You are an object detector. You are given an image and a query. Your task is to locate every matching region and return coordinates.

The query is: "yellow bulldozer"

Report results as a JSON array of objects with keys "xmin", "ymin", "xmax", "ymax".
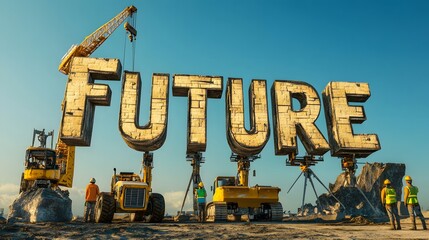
[
  {"xmin": 206, "ymin": 154, "xmax": 283, "ymax": 222},
  {"xmin": 19, "ymin": 129, "xmax": 75, "ymax": 193},
  {"xmin": 95, "ymin": 152, "xmax": 165, "ymax": 223}
]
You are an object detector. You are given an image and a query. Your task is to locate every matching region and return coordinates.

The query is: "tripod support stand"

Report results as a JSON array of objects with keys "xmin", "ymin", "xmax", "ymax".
[
  {"xmin": 179, "ymin": 152, "xmax": 205, "ymax": 214},
  {"xmin": 286, "ymin": 154, "xmax": 345, "ymax": 215}
]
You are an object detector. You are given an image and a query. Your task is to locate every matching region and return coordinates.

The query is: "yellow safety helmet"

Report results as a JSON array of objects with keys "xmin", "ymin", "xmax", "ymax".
[
  {"xmin": 198, "ymin": 182, "xmax": 204, "ymax": 188},
  {"xmin": 404, "ymin": 176, "xmax": 412, "ymax": 182},
  {"xmin": 383, "ymin": 179, "xmax": 391, "ymax": 185},
  {"xmin": 90, "ymin": 178, "xmax": 96, "ymax": 183}
]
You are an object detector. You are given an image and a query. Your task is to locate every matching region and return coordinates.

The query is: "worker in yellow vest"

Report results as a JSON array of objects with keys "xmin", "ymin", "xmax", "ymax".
[
  {"xmin": 380, "ymin": 179, "xmax": 401, "ymax": 230},
  {"xmin": 403, "ymin": 176, "xmax": 427, "ymax": 230}
]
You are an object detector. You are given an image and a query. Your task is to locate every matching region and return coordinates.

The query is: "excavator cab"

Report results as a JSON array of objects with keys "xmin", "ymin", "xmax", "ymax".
[
  {"xmin": 20, "ymin": 129, "xmax": 61, "ymax": 193},
  {"xmin": 25, "ymin": 147, "xmax": 57, "ymax": 170}
]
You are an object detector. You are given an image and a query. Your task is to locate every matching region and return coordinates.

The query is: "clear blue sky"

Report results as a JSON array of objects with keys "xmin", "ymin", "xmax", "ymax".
[{"xmin": 1, "ymin": 0, "xmax": 428, "ymax": 216}]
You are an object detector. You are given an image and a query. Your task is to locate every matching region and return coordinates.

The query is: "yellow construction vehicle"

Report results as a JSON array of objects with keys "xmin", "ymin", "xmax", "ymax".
[
  {"xmin": 58, "ymin": 5, "xmax": 137, "ymax": 74},
  {"xmin": 206, "ymin": 154, "xmax": 283, "ymax": 222},
  {"xmin": 19, "ymin": 129, "xmax": 75, "ymax": 193},
  {"xmin": 95, "ymin": 152, "xmax": 165, "ymax": 223}
]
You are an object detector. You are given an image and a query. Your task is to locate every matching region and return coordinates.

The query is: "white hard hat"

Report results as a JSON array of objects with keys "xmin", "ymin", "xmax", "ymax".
[{"xmin": 90, "ymin": 178, "xmax": 96, "ymax": 183}]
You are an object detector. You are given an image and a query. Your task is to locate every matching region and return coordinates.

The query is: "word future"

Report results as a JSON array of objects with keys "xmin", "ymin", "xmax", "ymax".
[{"xmin": 60, "ymin": 57, "xmax": 380, "ymax": 158}]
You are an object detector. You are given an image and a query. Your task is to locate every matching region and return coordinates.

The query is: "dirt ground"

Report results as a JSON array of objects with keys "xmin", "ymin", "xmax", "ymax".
[{"xmin": 1, "ymin": 218, "xmax": 428, "ymax": 240}]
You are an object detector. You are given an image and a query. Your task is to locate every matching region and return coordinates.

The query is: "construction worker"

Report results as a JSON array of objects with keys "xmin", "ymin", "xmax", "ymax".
[
  {"xmin": 196, "ymin": 181, "xmax": 207, "ymax": 222},
  {"xmin": 403, "ymin": 176, "xmax": 427, "ymax": 230},
  {"xmin": 84, "ymin": 177, "xmax": 99, "ymax": 222},
  {"xmin": 380, "ymin": 179, "xmax": 401, "ymax": 230}
]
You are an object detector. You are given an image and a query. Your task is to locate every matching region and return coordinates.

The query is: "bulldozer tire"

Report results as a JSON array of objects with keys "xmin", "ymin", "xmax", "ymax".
[
  {"xmin": 95, "ymin": 192, "xmax": 115, "ymax": 223},
  {"xmin": 146, "ymin": 193, "xmax": 165, "ymax": 223},
  {"xmin": 130, "ymin": 211, "xmax": 145, "ymax": 222}
]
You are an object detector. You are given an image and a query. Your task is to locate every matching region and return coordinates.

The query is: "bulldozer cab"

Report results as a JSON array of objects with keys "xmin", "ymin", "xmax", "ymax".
[
  {"xmin": 212, "ymin": 176, "xmax": 236, "ymax": 194},
  {"xmin": 25, "ymin": 147, "xmax": 57, "ymax": 170},
  {"xmin": 110, "ymin": 171, "xmax": 141, "ymax": 193}
]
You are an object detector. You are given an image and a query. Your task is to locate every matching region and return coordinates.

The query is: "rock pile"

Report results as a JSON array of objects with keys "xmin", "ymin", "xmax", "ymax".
[
  {"xmin": 318, "ymin": 162, "xmax": 405, "ymax": 217},
  {"xmin": 7, "ymin": 187, "xmax": 72, "ymax": 223}
]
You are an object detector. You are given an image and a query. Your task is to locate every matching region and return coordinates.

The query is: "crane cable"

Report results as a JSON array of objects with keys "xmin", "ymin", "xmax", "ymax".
[
  {"xmin": 122, "ymin": 13, "xmax": 138, "ymax": 71},
  {"xmin": 131, "ymin": 13, "xmax": 137, "ymax": 71},
  {"xmin": 122, "ymin": 27, "xmax": 127, "ymax": 71}
]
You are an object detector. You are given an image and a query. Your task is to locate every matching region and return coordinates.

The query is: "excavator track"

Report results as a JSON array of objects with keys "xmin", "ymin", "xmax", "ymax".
[
  {"xmin": 205, "ymin": 202, "xmax": 227, "ymax": 222},
  {"xmin": 269, "ymin": 202, "xmax": 283, "ymax": 221}
]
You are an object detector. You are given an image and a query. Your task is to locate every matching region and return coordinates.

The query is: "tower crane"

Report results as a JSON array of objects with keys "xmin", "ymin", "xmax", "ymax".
[{"xmin": 58, "ymin": 5, "xmax": 137, "ymax": 74}]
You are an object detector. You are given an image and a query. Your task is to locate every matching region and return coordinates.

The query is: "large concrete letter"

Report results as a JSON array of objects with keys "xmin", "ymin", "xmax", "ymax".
[
  {"xmin": 173, "ymin": 75, "xmax": 223, "ymax": 153},
  {"xmin": 226, "ymin": 78, "xmax": 270, "ymax": 156},
  {"xmin": 119, "ymin": 72, "xmax": 169, "ymax": 151},
  {"xmin": 322, "ymin": 82, "xmax": 380, "ymax": 157},
  {"xmin": 271, "ymin": 80, "xmax": 330, "ymax": 156},
  {"xmin": 60, "ymin": 57, "xmax": 121, "ymax": 146}
]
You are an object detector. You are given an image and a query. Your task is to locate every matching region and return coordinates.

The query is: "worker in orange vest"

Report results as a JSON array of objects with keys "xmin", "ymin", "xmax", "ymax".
[
  {"xmin": 380, "ymin": 179, "xmax": 401, "ymax": 230},
  {"xmin": 403, "ymin": 176, "xmax": 427, "ymax": 230},
  {"xmin": 84, "ymin": 177, "xmax": 100, "ymax": 222}
]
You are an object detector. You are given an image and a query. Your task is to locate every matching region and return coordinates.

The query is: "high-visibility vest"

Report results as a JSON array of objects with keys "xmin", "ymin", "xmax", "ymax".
[
  {"xmin": 385, "ymin": 187, "xmax": 397, "ymax": 204},
  {"xmin": 196, "ymin": 188, "xmax": 206, "ymax": 203},
  {"xmin": 406, "ymin": 186, "xmax": 419, "ymax": 204}
]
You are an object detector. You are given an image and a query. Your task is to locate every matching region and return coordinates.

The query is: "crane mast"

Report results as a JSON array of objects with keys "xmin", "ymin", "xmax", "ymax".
[{"xmin": 58, "ymin": 5, "xmax": 137, "ymax": 74}]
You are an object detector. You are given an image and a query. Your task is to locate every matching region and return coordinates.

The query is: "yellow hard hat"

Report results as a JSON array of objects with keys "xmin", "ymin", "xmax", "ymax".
[
  {"xmin": 198, "ymin": 182, "xmax": 204, "ymax": 188},
  {"xmin": 90, "ymin": 178, "xmax": 96, "ymax": 183},
  {"xmin": 405, "ymin": 176, "xmax": 412, "ymax": 181},
  {"xmin": 383, "ymin": 179, "xmax": 391, "ymax": 185}
]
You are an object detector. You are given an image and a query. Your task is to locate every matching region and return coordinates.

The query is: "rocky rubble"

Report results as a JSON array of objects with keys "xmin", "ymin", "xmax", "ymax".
[
  {"xmin": 7, "ymin": 187, "xmax": 72, "ymax": 223},
  {"xmin": 317, "ymin": 162, "xmax": 405, "ymax": 217}
]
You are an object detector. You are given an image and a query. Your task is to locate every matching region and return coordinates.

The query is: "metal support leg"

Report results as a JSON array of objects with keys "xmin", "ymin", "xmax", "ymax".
[
  {"xmin": 287, "ymin": 171, "xmax": 303, "ymax": 194},
  {"xmin": 310, "ymin": 169, "xmax": 346, "ymax": 209},
  {"xmin": 355, "ymin": 184, "xmax": 378, "ymax": 214},
  {"xmin": 307, "ymin": 174, "xmax": 321, "ymax": 213},
  {"xmin": 301, "ymin": 173, "xmax": 308, "ymax": 214},
  {"xmin": 180, "ymin": 172, "xmax": 194, "ymax": 214}
]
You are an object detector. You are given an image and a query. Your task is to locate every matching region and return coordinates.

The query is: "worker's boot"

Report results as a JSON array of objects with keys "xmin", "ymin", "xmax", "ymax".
[
  {"xmin": 411, "ymin": 218, "xmax": 417, "ymax": 230},
  {"xmin": 422, "ymin": 220, "xmax": 427, "ymax": 230}
]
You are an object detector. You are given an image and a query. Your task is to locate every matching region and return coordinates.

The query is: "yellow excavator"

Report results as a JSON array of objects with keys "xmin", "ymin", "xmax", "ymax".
[
  {"xmin": 206, "ymin": 154, "xmax": 283, "ymax": 222},
  {"xmin": 95, "ymin": 152, "xmax": 165, "ymax": 223},
  {"xmin": 19, "ymin": 129, "xmax": 75, "ymax": 193}
]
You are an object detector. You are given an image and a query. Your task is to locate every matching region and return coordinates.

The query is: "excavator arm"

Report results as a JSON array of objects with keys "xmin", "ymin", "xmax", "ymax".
[
  {"xmin": 55, "ymin": 138, "xmax": 75, "ymax": 188},
  {"xmin": 58, "ymin": 5, "xmax": 137, "ymax": 74}
]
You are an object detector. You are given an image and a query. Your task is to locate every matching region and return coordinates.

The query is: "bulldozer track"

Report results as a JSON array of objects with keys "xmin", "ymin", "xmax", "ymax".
[
  {"xmin": 269, "ymin": 202, "xmax": 283, "ymax": 221},
  {"xmin": 206, "ymin": 202, "xmax": 227, "ymax": 222}
]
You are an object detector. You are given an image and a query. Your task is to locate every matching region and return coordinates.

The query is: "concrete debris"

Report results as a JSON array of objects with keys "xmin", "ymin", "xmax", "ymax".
[
  {"xmin": 318, "ymin": 162, "xmax": 405, "ymax": 217},
  {"xmin": 0, "ymin": 208, "xmax": 5, "ymax": 224},
  {"xmin": 7, "ymin": 187, "xmax": 72, "ymax": 223},
  {"xmin": 348, "ymin": 216, "xmax": 374, "ymax": 224}
]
